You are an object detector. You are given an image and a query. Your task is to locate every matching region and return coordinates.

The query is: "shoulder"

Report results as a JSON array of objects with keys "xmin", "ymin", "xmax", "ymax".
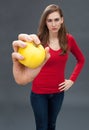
[
  {"xmin": 66, "ymin": 33, "xmax": 78, "ymax": 51},
  {"xmin": 66, "ymin": 33, "xmax": 75, "ymax": 41},
  {"xmin": 67, "ymin": 33, "xmax": 77, "ymax": 45}
]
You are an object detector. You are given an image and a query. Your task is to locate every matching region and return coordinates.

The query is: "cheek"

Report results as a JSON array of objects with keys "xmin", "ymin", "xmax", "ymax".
[
  {"xmin": 58, "ymin": 19, "xmax": 63, "ymax": 25},
  {"xmin": 57, "ymin": 23, "xmax": 62, "ymax": 29},
  {"xmin": 46, "ymin": 23, "xmax": 51, "ymax": 29},
  {"xmin": 58, "ymin": 21, "xmax": 63, "ymax": 28}
]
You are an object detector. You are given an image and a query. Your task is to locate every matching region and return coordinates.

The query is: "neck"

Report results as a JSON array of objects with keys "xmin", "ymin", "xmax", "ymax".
[
  {"xmin": 49, "ymin": 32, "xmax": 58, "ymax": 40},
  {"xmin": 48, "ymin": 33, "xmax": 60, "ymax": 50},
  {"xmin": 49, "ymin": 33, "xmax": 59, "ymax": 44}
]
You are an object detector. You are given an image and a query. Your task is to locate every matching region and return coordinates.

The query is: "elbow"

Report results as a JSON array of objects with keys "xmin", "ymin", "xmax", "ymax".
[
  {"xmin": 82, "ymin": 56, "xmax": 85, "ymax": 66},
  {"xmin": 83, "ymin": 56, "xmax": 85, "ymax": 64},
  {"xmin": 79, "ymin": 56, "xmax": 85, "ymax": 66}
]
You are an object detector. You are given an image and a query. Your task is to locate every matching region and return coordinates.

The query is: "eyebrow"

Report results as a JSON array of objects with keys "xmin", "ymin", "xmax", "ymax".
[{"xmin": 47, "ymin": 18, "xmax": 60, "ymax": 21}]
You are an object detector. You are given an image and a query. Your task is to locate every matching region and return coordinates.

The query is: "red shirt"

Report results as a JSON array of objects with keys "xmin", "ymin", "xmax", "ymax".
[{"xmin": 32, "ymin": 34, "xmax": 85, "ymax": 94}]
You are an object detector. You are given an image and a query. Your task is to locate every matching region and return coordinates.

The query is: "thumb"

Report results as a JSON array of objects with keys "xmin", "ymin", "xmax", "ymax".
[
  {"xmin": 38, "ymin": 47, "xmax": 50, "ymax": 68},
  {"xmin": 45, "ymin": 47, "xmax": 50, "ymax": 60}
]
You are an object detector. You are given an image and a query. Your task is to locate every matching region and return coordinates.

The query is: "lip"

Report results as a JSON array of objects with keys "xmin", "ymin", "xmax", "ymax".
[{"xmin": 52, "ymin": 28, "xmax": 57, "ymax": 30}]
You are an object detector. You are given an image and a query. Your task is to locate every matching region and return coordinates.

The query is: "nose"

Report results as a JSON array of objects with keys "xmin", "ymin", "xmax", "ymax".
[{"xmin": 52, "ymin": 21, "xmax": 56, "ymax": 26}]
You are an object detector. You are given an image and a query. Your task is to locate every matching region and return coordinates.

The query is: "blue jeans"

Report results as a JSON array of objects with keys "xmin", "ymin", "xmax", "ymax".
[{"xmin": 30, "ymin": 91, "xmax": 64, "ymax": 130}]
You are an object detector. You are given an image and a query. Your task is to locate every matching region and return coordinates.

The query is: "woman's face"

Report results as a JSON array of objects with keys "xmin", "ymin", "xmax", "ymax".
[{"xmin": 46, "ymin": 11, "xmax": 63, "ymax": 34}]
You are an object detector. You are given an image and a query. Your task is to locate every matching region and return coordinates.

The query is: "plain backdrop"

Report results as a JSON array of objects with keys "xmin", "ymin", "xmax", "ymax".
[{"xmin": 0, "ymin": 0, "xmax": 89, "ymax": 130}]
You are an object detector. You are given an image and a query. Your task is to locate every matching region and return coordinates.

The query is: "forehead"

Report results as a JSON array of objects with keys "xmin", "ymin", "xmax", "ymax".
[{"xmin": 47, "ymin": 11, "xmax": 61, "ymax": 19}]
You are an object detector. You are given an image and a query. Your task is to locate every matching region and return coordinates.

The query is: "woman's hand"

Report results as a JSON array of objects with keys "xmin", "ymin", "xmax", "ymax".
[
  {"xmin": 58, "ymin": 79, "xmax": 74, "ymax": 92},
  {"xmin": 12, "ymin": 34, "xmax": 50, "ymax": 85},
  {"xmin": 12, "ymin": 34, "xmax": 41, "ymax": 60}
]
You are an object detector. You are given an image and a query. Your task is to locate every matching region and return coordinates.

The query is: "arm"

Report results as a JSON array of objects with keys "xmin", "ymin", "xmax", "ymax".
[
  {"xmin": 12, "ymin": 34, "xmax": 50, "ymax": 85},
  {"xmin": 59, "ymin": 34, "xmax": 85, "ymax": 91},
  {"xmin": 69, "ymin": 34, "xmax": 85, "ymax": 82}
]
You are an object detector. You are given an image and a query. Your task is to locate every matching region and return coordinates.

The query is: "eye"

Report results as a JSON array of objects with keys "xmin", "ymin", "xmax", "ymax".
[
  {"xmin": 55, "ymin": 18, "xmax": 60, "ymax": 22},
  {"xmin": 47, "ymin": 19, "xmax": 52, "ymax": 22}
]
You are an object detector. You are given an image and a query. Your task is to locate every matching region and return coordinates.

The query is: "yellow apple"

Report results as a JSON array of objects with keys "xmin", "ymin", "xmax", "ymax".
[{"xmin": 18, "ymin": 41, "xmax": 46, "ymax": 68}]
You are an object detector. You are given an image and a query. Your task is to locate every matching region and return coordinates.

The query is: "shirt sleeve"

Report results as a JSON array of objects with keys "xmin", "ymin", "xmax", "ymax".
[{"xmin": 68, "ymin": 34, "xmax": 85, "ymax": 82}]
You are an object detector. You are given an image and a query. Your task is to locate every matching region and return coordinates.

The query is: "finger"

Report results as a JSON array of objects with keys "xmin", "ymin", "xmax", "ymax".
[
  {"xmin": 29, "ymin": 34, "xmax": 41, "ymax": 44},
  {"xmin": 58, "ymin": 84, "xmax": 66, "ymax": 92},
  {"xmin": 12, "ymin": 40, "xmax": 27, "ymax": 52},
  {"xmin": 60, "ymin": 88, "xmax": 65, "ymax": 92},
  {"xmin": 45, "ymin": 47, "xmax": 50, "ymax": 60},
  {"xmin": 12, "ymin": 52, "xmax": 24, "ymax": 61},
  {"xmin": 59, "ymin": 82, "xmax": 65, "ymax": 86},
  {"xmin": 18, "ymin": 34, "xmax": 33, "ymax": 42},
  {"xmin": 58, "ymin": 84, "xmax": 65, "ymax": 91},
  {"xmin": 39, "ymin": 47, "xmax": 50, "ymax": 67},
  {"xmin": 18, "ymin": 34, "xmax": 41, "ymax": 44},
  {"xmin": 59, "ymin": 85, "xmax": 65, "ymax": 89},
  {"xmin": 59, "ymin": 87, "xmax": 65, "ymax": 92},
  {"xmin": 45, "ymin": 47, "xmax": 49, "ymax": 53}
]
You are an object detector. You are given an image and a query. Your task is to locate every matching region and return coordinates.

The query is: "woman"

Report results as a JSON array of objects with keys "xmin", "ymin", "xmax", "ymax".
[{"xmin": 12, "ymin": 4, "xmax": 85, "ymax": 130}]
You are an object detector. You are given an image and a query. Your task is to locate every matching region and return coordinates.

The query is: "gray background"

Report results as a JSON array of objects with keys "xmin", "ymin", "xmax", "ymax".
[{"xmin": 0, "ymin": 0, "xmax": 89, "ymax": 130}]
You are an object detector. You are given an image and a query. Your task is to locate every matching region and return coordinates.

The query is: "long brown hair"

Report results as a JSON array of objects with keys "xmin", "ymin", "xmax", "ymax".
[{"xmin": 37, "ymin": 4, "xmax": 68, "ymax": 54}]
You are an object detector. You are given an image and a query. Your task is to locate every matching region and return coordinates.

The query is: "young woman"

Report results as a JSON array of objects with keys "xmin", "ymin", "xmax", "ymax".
[{"xmin": 12, "ymin": 4, "xmax": 85, "ymax": 130}]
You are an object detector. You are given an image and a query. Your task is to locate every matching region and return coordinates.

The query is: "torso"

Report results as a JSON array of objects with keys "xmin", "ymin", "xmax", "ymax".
[{"xmin": 31, "ymin": 33, "xmax": 85, "ymax": 94}]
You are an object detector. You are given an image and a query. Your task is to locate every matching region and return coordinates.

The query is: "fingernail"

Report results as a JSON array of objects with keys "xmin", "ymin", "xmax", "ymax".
[
  {"xmin": 35, "ymin": 39, "xmax": 41, "ymax": 44},
  {"xmin": 26, "ymin": 37, "xmax": 33, "ymax": 41},
  {"xmin": 20, "ymin": 55, "xmax": 24, "ymax": 59},
  {"xmin": 22, "ymin": 43, "xmax": 27, "ymax": 47}
]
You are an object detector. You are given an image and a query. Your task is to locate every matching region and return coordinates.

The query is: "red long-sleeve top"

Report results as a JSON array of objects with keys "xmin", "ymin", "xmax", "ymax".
[{"xmin": 32, "ymin": 34, "xmax": 85, "ymax": 94}]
